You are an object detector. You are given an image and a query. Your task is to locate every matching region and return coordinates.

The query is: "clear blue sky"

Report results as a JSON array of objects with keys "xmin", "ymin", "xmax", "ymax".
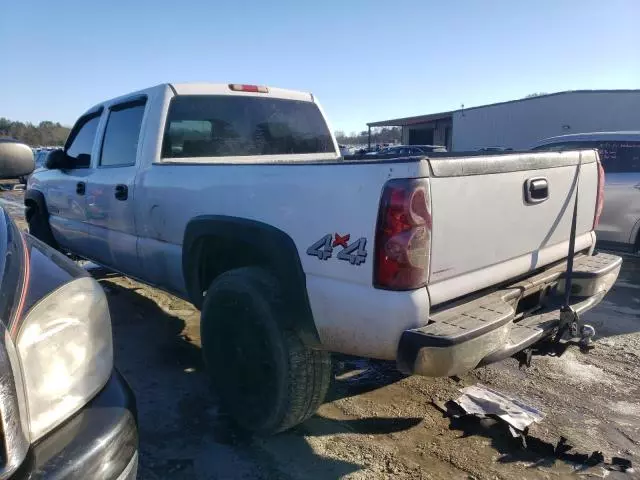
[{"xmin": 1, "ymin": 0, "xmax": 638, "ymax": 134}]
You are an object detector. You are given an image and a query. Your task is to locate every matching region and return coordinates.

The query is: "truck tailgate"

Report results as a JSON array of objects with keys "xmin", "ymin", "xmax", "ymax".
[{"xmin": 426, "ymin": 150, "xmax": 599, "ymax": 305}]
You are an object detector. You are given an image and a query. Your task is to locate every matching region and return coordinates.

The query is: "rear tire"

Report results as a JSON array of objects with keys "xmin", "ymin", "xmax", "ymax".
[
  {"xmin": 200, "ymin": 266, "xmax": 331, "ymax": 435},
  {"xmin": 26, "ymin": 203, "xmax": 58, "ymax": 249}
]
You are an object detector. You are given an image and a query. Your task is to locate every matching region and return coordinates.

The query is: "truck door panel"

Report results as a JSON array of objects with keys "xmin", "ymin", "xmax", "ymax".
[
  {"xmin": 47, "ymin": 112, "xmax": 102, "ymax": 254},
  {"xmin": 85, "ymin": 99, "xmax": 146, "ymax": 278}
]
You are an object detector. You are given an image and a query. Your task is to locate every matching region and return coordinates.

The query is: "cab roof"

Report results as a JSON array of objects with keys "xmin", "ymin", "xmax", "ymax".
[
  {"xmin": 82, "ymin": 83, "xmax": 315, "ymax": 118},
  {"xmin": 170, "ymin": 83, "xmax": 314, "ymax": 102}
]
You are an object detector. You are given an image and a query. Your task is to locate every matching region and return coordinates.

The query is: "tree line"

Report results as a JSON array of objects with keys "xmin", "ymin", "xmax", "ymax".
[
  {"xmin": 0, "ymin": 118, "xmax": 70, "ymax": 147},
  {"xmin": 334, "ymin": 126, "xmax": 402, "ymax": 146}
]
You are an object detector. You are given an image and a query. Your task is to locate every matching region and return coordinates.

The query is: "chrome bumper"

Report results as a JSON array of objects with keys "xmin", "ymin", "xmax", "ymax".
[{"xmin": 397, "ymin": 252, "xmax": 622, "ymax": 377}]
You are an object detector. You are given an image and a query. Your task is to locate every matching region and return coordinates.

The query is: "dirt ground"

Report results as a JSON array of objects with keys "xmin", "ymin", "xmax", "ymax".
[{"xmin": 2, "ymin": 188, "xmax": 639, "ymax": 479}]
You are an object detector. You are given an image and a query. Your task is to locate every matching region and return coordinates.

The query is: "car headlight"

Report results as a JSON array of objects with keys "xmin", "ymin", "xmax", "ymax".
[{"xmin": 15, "ymin": 277, "xmax": 113, "ymax": 441}]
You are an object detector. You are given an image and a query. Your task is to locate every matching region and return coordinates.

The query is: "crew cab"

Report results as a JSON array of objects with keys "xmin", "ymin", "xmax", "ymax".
[
  {"xmin": 26, "ymin": 83, "xmax": 621, "ymax": 435},
  {"xmin": 0, "ymin": 141, "xmax": 137, "ymax": 479}
]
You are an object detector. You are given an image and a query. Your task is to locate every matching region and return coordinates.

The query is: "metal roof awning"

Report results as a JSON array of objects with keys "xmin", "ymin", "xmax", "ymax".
[
  {"xmin": 367, "ymin": 111, "xmax": 454, "ymax": 128},
  {"xmin": 367, "ymin": 89, "xmax": 640, "ymax": 129}
]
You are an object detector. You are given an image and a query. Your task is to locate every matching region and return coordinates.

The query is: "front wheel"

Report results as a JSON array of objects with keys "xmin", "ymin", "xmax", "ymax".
[
  {"xmin": 26, "ymin": 204, "xmax": 58, "ymax": 249},
  {"xmin": 200, "ymin": 266, "xmax": 331, "ymax": 435}
]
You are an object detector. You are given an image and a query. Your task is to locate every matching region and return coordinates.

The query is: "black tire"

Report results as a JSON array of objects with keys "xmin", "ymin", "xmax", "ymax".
[
  {"xmin": 201, "ymin": 266, "xmax": 331, "ymax": 435},
  {"xmin": 26, "ymin": 203, "xmax": 58, "ymax": 249}
]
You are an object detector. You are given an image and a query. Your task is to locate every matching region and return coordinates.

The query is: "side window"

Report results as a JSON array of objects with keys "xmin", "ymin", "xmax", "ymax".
[
  {"xmin": 65, "ymin": 112, "xmax": 102, "ymax": 168},
  {"xmin": 100, "ymin": 100, "xmax": 146, "ymax": 167}
]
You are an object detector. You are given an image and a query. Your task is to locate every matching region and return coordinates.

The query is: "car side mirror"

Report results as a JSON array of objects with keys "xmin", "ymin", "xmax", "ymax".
[
  {"xmin": 46, "ymin": 150, "xmax": 91, "ymax": 170},
  {"xmin": 0, "ymin": 140, "xmax": 35, "ymax": 180},
  {"xmin": 45, "ymin": 149, "xmax": 69, "ymax": 170}
]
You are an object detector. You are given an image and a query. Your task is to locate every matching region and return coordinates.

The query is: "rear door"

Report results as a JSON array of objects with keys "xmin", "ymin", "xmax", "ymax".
[
  {"xmin": 84, "ymin": 97, "xmax": 146, "ymax": 277},
  {"xmin": 45, "ymin": 110, "xmax": 102, "ymax": 254}
]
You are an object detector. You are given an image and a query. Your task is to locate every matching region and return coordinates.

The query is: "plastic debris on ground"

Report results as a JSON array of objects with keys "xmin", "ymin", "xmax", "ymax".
[{"xmin": 454, "ymin": 383, "xmax": 544, "ymax": 432}]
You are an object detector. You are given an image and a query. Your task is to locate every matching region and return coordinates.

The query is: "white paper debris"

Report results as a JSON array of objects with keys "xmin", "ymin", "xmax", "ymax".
[{"xmin": 455, "ymin": 383, "xmax": 544, "ymax": 431}]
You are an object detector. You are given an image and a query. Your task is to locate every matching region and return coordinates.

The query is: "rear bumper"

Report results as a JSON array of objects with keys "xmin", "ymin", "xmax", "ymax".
[{"xmin": 397, "ymin": 252, "xmax": 622, "ymax": 377}]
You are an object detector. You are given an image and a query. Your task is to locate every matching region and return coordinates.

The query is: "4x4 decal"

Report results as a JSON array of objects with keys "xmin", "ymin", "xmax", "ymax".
[{"xmin": 307, "ymin": 233, "xmax": 367, "ymax": 265}]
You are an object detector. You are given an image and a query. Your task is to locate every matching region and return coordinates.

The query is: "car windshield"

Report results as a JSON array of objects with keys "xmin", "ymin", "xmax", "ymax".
[{"xmin": 162, "ymin": 95, "xmax": 335, "ymax": 158}]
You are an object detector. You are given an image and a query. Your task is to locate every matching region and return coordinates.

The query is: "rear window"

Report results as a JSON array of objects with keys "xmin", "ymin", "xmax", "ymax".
[
  {"xmin": 162, "ymin": 95, "xmax": 335, "ymax": 158},
  {"xmin": 535, "ymin": 140, "xmax": 640, "ymax": 173}
]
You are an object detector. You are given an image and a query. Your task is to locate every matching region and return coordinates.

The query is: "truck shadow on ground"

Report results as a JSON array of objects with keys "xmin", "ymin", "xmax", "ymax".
[
  {"xmin": 97, "ymin": 276, "xmax": 422, "ymax": 479},
  {"xmin": 329, "ymin": 355, "xmax": 406, "ymax": 401}
]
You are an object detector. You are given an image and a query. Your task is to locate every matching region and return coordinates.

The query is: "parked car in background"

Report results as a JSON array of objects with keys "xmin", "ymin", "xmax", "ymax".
[
  {"xmin": 19, "ymin": 149, "xmax": 50, "ymax": 184},
  {"xmin": 339, "ymin": 144, "xmax": 351, "ymax": 156},
  {"xmin": 27, "ymin": 82, "xmax": 620, "ymax": 437},
  {"xmin": 0, "ymin": 140, "xmax": 138, "ymax": 479},
  {"xmin": 533, "ymin": 132, "xmax": 640, "ymax": 252},
  {"xmin": 365, "ymin": 144, "xmax": 446, "ymax": 156}
]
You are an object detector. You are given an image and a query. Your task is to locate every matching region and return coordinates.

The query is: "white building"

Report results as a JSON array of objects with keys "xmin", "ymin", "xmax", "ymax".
[{"xmin": 367, "ymin": 90, "xmax": 640, "ymax": 151}]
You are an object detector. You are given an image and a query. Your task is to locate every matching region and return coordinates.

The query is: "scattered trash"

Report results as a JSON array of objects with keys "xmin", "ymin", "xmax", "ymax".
[
  {"xmin": 454, "ymin": 384, "xmax": 544, "ymax": 432},
  {"xmin": 555, "ymin": 436, "xmax": 572, "ymax": 456},
  {"xmin": 608, "ymin": 457, "xmax": 633, "ymax": 473},
  {"xmin": 434, "ymin": 384, "xmax": 633, "ymax": 472},
  {"xmin": 585, "ymin": 451, "xmax": 605, "ymax": 466},
  {"xmin": 431, "ymin": 398, "xmax": 466, "ymax": 419}
]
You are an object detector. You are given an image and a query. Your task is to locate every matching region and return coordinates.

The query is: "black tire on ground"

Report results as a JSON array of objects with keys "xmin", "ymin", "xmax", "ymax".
[
  {"xmin": 26, "ymin": 203, "xmax": 58, "ymax": 249},
  {"xmin": 200, "ymin": 266, "xmax": 331, "ymax": 435}
]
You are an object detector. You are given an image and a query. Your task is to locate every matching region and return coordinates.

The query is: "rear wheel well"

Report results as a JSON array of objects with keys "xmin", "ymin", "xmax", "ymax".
[
  {"xmin": 182, "ymin": 216, "xmax": 320, "ymax": 346},
  {"xmin": 195, "ymin": 235, "xmax": 268, "ymax": 302}
]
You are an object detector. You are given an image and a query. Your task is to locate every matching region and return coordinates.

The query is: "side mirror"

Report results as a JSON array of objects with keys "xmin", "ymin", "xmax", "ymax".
[
  {"xmin": 0, "ymin": 140, "xmax": 35, "ymax": 180},
  {"xmin": 45, "ymin": 149, "xmax": 68, "ymax": 170},
  {"xmin": 45, "ymin": 150, "xmax": 90, "ymax": 170}
]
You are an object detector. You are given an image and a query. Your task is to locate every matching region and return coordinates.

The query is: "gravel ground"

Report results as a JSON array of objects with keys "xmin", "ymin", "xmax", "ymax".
[{"xmin": 2, "ymin": 188, "xmax": 639, "ymax": 479}]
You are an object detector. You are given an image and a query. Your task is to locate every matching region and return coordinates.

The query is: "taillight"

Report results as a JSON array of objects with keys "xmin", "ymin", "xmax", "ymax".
[
  {"xmin": 229, "ymin": 84, "xmax": 269, "ymax": 93},
  {"xmin": 593, "ymin": 159, "xmax": 605, "ymax": 229},
  {"xmin": 374, "ymin": 178, "xmax": 432, "ymax": 290}
]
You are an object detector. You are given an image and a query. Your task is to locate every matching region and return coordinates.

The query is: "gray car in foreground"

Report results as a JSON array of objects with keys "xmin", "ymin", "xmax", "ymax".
[{"xmin": 533, "ymin": 132, "xmax": 640, "ymax": 252}]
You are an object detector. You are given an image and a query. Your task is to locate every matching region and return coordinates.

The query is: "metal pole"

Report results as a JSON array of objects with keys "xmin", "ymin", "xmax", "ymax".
[{"xmin": 368, "ymin": 126, "xmax": 371, "ymax": 151}]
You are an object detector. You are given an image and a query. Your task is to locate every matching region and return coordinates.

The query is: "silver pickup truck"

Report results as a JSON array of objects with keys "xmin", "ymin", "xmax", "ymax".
[{"xmin": 26, "ymin": 83, "xmax": 621, "ymax": 434}]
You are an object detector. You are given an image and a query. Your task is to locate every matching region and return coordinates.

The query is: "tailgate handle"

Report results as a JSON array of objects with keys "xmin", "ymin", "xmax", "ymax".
[{"xmin": 525, "ymin": 177, "xmax": 549, "ymax": 204}]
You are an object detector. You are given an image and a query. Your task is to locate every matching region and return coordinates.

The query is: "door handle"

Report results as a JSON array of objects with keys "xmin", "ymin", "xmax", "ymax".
[
  {"xmin": 76, "ymin": 182, "xmax": 86, "ymax": 195},
  {"xmin": 524, "ymin": 177, "xmax": 549, "ymax": 204},
  {"xmin": 115, "ymin": 184, "xmax": 128, "ymax": 201}
]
